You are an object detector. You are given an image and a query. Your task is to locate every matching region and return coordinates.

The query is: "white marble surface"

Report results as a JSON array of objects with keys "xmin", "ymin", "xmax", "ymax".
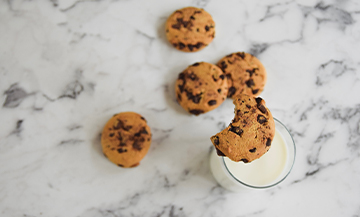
[{"xmin": 1, "ymin": 0, "xmax": 360, "ymax": 216}]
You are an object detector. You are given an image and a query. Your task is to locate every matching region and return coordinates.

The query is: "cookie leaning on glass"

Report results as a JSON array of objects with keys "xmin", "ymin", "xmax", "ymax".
[{"xmin": 210, "ymin": 94, "xmax": 275, "ymax": 163}]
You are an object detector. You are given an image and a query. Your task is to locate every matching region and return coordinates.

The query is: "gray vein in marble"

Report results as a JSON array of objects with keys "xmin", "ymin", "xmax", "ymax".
[
  {"xmin": 293, "ymin": 158, "xmax": 349, "ymax": 184},
  {"xmin": 192, "ymin": 0, "xmax": 210, "ymax": 8},
  {"xmin": 67, "ymin": 124, "xmax": 83, "ymax": 131},
  {"xmin": 60, "ymin": 0, "xmax": 101, "ymax": 12},
  {"xmin": 249, "ymin": 43, "xmax": 269, "ymax": 57},
  {"xmin": 237, "ymin": 208, "xmax": 266, "ymax": 217},
  {"xmin": 59, "ymin": 80, "xmax": 84, "ymax": 99},
  {"xmin": 316, "ymin": 60, "xmax": 356, "ymax": 86},
  {"xmin": 314, "ymin": 2, "xmax": 354, "ymax": 29},
  {"xmin": 3, "ymin": 83, "xmax": 29, "ymax": 108},
  {"xmin": 58, "ymin": 139, "xmax": 85, "ymax": 146},
  {"xmin": 217, "ymin": 121, "xmax": 226, "ymax": 131},
  {"xmin": 50, "ymin": 0, "xmax": 59, "ymax": 7},
  {"xmin": 10, "ymin": 120, "xmax": 23, "ymax": 137},
  {"xmin": 324, "ymin": 104, "xmax": 360, "ymax": 149},
  {"xmin": 307, "ymin": 130, "xmax": 334, "ymax": 165},
  {"xmin": 259, "ymin": 1, "xmax": 294, "ymax": 22}
]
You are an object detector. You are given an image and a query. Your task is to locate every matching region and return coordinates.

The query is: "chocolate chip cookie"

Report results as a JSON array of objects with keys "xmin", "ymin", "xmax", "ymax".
[
  {"xmin": 101, "ymin": 112, "xmax": 152, "ymax": 168},
  {"xmin": 217, "ymin": 52, "xmax": 267, "ymax": 98},
  {"xmin": 210, "ymin": 94, "xmax": 275, "ymax": 163},
  {"xmin": 175, "ymin": 62, "xmax": 228, "ymax": 115},
  {"xmin": 165, "ymin": 7, "xmax": 215, "ymax": 52}
]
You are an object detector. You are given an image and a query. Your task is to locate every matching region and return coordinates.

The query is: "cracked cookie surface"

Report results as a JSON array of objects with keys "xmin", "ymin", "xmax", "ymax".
[
  {"xmin": 101, "ymin": 112, "xmax": 151, "ymax": 168},
  {"xmin": 175, "ymin": 62, "xmax": 228, "ymax": 115},
  {"xmin": 165, "ymin": 7, "xmax": 215, "ymax": 52},
  {"xmin": 217, "ymin": 52, "xmax": 267, "ymax": 98},
  {"xmin": 210, "ymin": 94, "xmax": 275, "ymax": 163}
]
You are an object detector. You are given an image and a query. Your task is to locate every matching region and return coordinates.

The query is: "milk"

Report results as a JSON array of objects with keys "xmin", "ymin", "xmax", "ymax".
[
  {"xmin": 210, "ymin": 121, "xmax": 295, "ymax": 191},
  {"xmin": 223, "ymin": 129, "xmax": 288, "ymax": 186}
]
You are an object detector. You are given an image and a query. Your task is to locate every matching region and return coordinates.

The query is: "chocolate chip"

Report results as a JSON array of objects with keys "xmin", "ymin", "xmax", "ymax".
[
  {"xmin": 219, "ymin": 74, "xmax": 225, "ymax": 80},
  {"xmin": 192, "ymin": 94, "xmax": 202, "ymax": 104},
  {"xmin": 140, "ymin": 116, "xmax": 146, "ymax": 122},
  {"xmin": 179, "ymin": 42, "xmax": 185, "ymax": 49},
  {"xmin": 118, "ymin": 164, "xmax": 124, "ymax": 167},
  {"xmin": 208, "ymin": 100, "xmax": 217, "ymax": 106},
  {"xmin": 117, "ymin": 148, "xmax": 127, "ymax": 153},
  {"xmin": 226, "ymin": 74, "xmax": 231, "ymax": 79},
  {"xmin": 266, "ymin": 138, "xmax": 272, "ymax": 146},
  {"xmin": 205, "ymin": 25, "xmax": 210, "ymax": 31},
  {"xmin": 109, "ymin": 133, "xmax": 114, "ymax": 137},
  {"xmin": 219, "ymin": 61, "xmax": 227, "ymax": 70},
  {"xmin": 246, "ymin": 69, "xmax": 256, "ymax": 77},
  {"xmin": 213, "ymin": 136, "xmax": 219, "ymax": 145},
  {"xmin": 196, "ymin": 28, "xmax": 199, "ymax": 32},
  {"xmin": 216, "ymin": 148, "xmax": 226, "ymax": 156},
  {"xmin": 171, "ymin": 23, "xmax": 181, "ymax": 30},
  {"xmin": 229, "ymin": 125, "xmax": 243, "ymax": 136},
  {"xmin": 188, "ymin": 72, "xmax": 197, "ymax": 80},
  {"xmin": 177, "ymin": 93, "xmax": 182, "ymax": 101},
  {"xmin": 188, "ymin": 44, "xmax": 194, "ymax": 51},
  {"xmin": 119, "ymin": 142, "xmax": 126, "ymax": 147},
  {"xmin": 226, "ymin": 53, "xmax": 233, "ymax": 58},
  {"xmin": 246, "ymin": 104, "xmax": 251, "ymax": 109},
  {"xmin": 186, "ymin": 90, "xmax": 202, "ymax": 104},
  {"xmin": 228, "ymin": 86, "xmax": 236, "ymax": 97},
  {"xmin": 257, "ymin": 115, "xmax": 267, "ymax": 124},
  {"xmin": 189, "ymin": 109, "xmax": 204, "ymax": 115},
  {"xmin": 241, "ymin": 158, "xmax": 249, "ymax": 163},
  {"xmin": 178, "ymin": 84, "xmax": 185, "ymax": 93},
  {"xmin": 178, "ymin": 72, "xmax": 185, "ymax": 80},
  {"xmin": 113, "ymin": 120, "xmax": 132, "ymax": 131},
  {"xmin": 195, "ymin": 10, "xmax": 202, "ymax": 14},
  {"xmin": 212, "ymin": 75, "xmax": 218, "ymax": 82},
  {"xmin": 190, "ymin": 15, "xmax": 195, "ymax": 20},
  {"xmin": 134, "ymin": 127, "xmax": 148, "ymax": 137},
  {"xmin": 123, "ymin": 125, "xmax": 132, "ymax": 131},
  {"xmin": 182, "ymin": 21, "xmax": 190, "ymax": 28},
  {"xmin": 113, "ymin": 119, "xmax": 122, "ymax": 130},
  {"xmin": 249, "ymin": 148, "xmax": 256, "ymax": 153},
  {"xmin": 252, "ymin": 89, "xmax": 259, "ymax": 94},
  {"xmin": 246, "ymin": 79, "xmax": 255, "ymax": 87},
  {"xmin": 257, "ymin": 104, "xmax": 267, "ymax": 114},
  {"xmin": 192, "ymin": 62, "xmax": 200, "ymax": 66},
  {"xmin": 255, "ymin": 97, "xmax": 263, "ymax": 104},
  {"xmin": 132, "ymin": 140, "xmax": 143, "ymax": 151},
  {"xmin": 195, "ymin": 42, "xmax": 203, "ymax": 49},
  {"xmin": 217, "ymin": 88, "xmax": 221, "ymax": 93},
  {"xmin": 236, "ymin": 52, "xmax": 245, "ymax": 59}
]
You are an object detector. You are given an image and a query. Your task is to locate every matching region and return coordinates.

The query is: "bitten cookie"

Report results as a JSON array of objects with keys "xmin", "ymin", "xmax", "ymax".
[
  {"xmin": 165, "ymin": 7, "xmax": 215, "ymax": 52},
  {"xmin": 210, "ymin": 94, "xmax": 275, "ymax": 163},
  {"xmin": 217, "ymin": 52, "xmax": 267, "ymax": 98},
  {"xmin": 101, "ymin": 112, "xmax": 151, "ymax": 168},
  {"xmin": 175, "ymin": 62, "xmax": 228, "ymax": 115}
]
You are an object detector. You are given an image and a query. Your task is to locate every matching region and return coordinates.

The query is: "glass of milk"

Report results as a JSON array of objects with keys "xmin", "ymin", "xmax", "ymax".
[{"xmin": 209, "ymin": 118, "xmax": 296, "ymax": 192}]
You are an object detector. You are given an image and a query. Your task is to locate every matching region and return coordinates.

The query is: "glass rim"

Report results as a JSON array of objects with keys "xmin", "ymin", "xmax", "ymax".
[{"xmin": 221, "ymin": 117, "xmax": 296, "ymax": 189}]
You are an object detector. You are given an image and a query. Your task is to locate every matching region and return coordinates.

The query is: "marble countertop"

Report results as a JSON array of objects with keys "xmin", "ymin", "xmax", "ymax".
[{"xmin": 1, "ymin": 0, "xmax": 360, "ymax": 216}]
